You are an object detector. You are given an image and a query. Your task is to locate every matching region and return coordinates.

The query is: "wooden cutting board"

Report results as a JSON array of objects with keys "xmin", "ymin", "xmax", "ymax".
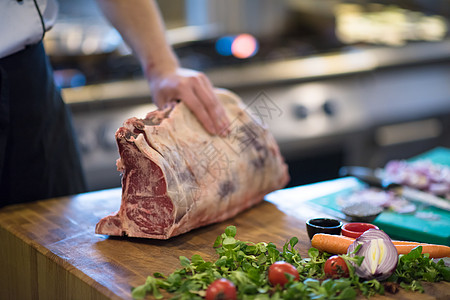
[{"xmin": 0, "ymin": 186, "xmax": 449, "ymax": 300}]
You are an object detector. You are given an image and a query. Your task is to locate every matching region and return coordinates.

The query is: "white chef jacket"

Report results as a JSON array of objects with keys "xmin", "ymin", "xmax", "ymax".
[{"xmin": 0, "ymin": 0, "xmax": 58, "ymax": 59}]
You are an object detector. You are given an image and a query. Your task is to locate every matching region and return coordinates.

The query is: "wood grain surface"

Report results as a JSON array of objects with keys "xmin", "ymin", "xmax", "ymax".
[{"xmin": 0, "ymin": 184, "xmax": 449, "ymax": 300}]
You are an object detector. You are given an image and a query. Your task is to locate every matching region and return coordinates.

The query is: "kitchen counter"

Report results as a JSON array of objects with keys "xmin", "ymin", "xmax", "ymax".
[{"xmin": 1, "ymin": 180, "xmax": 449, "ymax": 300}]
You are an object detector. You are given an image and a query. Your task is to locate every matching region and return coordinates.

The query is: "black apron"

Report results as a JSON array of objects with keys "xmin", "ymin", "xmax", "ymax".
[{"xmin": 0, "ymin": 42, "xmax": 87, "ymax": 207}]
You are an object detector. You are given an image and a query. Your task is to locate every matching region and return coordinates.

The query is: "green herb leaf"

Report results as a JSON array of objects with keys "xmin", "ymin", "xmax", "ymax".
[
  {"xmin": 225, "ymin": 225, "xmax": 237, "ymax": 237},
  {"xmin": 131, "ymin": 226, "xmax": 450, "ymax": 299},
  {"xmin": 308, "ymin": 247, "xmax": 319, "ymax": 259}
]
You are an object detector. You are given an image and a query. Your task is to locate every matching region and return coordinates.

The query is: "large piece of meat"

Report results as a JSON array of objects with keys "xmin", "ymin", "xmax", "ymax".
[{"xmin": 95, "ymin": 89, "xmax": 289, "ymax": 239}]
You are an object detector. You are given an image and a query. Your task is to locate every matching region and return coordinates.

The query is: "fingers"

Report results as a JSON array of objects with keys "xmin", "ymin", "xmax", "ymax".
[
  {"xmin": 201, "ymin": 75, "xmax": 231, "ymax": 134},
  {"xmin": 149, "ymin": 69, "xmax": 230, "ymax": 136},
  {"xmin": 192, "ymin": 74, "xmax": 230, "ymax": 136},
  {"xmin": 181, "ymin": 87, "xmax": 218, "ymax": 136}
]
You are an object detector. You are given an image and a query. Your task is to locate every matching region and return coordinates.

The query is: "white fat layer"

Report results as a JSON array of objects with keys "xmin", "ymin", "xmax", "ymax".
[
  {"xmin": 134, "ymin": 134, "xmax": 157, "ymax": 158},
  {"xmin": 368, "ymin": 239, "xmax": 386, "ymax": 274}
]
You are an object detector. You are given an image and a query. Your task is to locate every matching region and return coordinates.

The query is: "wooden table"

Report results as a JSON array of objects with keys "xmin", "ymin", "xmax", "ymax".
[{"xmin": 1, "ymin": 180, "xmax": 449, "ymax": 300}]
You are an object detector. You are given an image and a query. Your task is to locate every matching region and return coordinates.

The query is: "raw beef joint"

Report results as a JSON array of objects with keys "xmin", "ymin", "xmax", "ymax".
[{"xmin": 95, "ymin": 89, "xmax": 289, "ymax": 239}]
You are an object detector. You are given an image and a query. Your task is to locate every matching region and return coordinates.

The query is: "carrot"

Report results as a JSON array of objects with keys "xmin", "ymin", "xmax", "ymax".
[
  {"xmin": 392, "ymin": 241, "xmax": 424, "ymax": 246},
  {"xmin": 395, "ymin": 244, "xmax": 450, "ymax": 258},
  {"xmin": 311, "ymin": 234, "xmax": 354, "ymax": 255},
  {"xmin": 310, "ymin": 233, "xmax": 450, "ymax": 258}
]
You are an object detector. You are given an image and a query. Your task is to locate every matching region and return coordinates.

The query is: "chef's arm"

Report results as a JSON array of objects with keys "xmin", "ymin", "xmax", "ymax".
[{"xmin": 96, "ymin": 0, "xmax": 229, "ymax": 136}]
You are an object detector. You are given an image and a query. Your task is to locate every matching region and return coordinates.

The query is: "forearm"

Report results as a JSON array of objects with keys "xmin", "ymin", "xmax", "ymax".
[
  {"xmin": 96, "ymin": 0, "xmax": 230, "ymax": 136},
  {"xmin": 96, "ymin": 0, "xmax": 179, "ymax": 79}
]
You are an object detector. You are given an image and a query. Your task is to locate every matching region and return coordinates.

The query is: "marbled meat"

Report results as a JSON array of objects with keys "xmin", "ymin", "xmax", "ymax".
[{"xmin": 95, "ymin": 89, "xmax": 289, "ymax": 239}]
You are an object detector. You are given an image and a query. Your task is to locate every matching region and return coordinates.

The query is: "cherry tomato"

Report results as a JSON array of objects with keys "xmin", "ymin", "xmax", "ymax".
[
  {"xmin": 205, "ymin": 278, "xmax": 237, "ymax": 300},
  {"xmin": 268, "ymin": 261, "xmax": 300, "ymax": 287},
  {"xmin": 324, "ymin": 255, "xmax": 349, "ymax": 278}
]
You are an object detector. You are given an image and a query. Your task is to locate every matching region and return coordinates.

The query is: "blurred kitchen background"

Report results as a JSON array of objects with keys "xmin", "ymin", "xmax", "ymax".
[{"xmin": 45, "ymin": 0, "xmax": 450, "ymax": 191}]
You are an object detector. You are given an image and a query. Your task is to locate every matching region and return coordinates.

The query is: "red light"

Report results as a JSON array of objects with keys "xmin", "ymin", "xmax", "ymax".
[{"xmin": 231, "ymin": 34, "xmax": 258, "ymax": 59}]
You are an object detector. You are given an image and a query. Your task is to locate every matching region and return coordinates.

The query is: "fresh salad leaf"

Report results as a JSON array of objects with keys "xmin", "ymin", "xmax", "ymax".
[
  {"xmin": 387, "ymin": 246, "xmax": 450, "ymax": 292},
  {"xmin": 131, "ymin": 226, "xmax": 450, "ymax": 299}
]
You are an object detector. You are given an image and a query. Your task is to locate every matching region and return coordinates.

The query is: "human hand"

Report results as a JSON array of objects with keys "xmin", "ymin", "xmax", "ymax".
[{"xmin": 148, "ymin": 68, "xmax": 230, "ymax": 136}]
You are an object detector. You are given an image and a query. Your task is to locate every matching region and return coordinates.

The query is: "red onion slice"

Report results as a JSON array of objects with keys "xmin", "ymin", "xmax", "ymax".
[
  {"xmin": 384, "ymin": 159, "xmax": 450, "ymax": 197},
  {"xmin": 347, "ymin": 229, "xmax": 398, "ymax": 281}
]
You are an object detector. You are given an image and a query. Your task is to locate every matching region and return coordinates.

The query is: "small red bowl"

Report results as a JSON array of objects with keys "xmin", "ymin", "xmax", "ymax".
[{"xmin": 342, "ymin": 223, "xmax": 379, "ymax": 239}]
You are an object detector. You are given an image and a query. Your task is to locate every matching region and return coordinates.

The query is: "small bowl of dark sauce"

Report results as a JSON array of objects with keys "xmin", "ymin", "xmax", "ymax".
[{"xmin": 306, "ymin": 218, "xmax": 343, "ymax": 240}]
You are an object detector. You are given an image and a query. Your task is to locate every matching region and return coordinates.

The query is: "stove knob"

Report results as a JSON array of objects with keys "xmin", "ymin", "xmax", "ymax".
[
  {"xmin": 292, "ymin": 104, "xmax": 309, "ymax": 119},
  {"xmin": 322, "ymin": 100, "xmax": 337, "ymax": 116}
]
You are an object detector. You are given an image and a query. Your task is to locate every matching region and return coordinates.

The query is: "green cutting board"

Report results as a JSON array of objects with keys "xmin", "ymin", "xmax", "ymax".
[{"xmin": 307, "ymin": 147, "xmax": 450, "ymax": 245}]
